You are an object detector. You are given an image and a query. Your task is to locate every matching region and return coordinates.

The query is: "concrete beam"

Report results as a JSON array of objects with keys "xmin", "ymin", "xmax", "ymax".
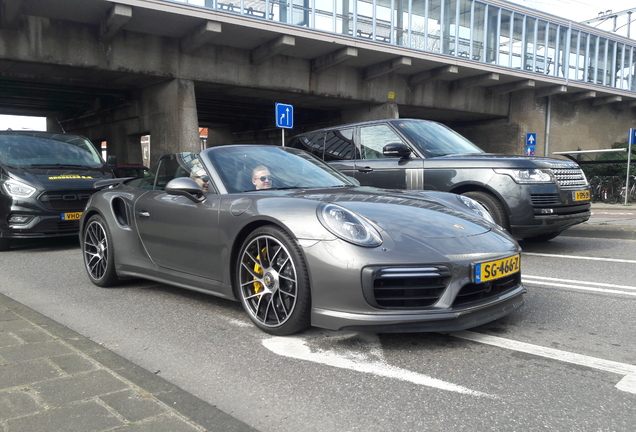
[
  {"xmin": 100, "ymin": 4, "xmax": 132, "ymax": 41},
  {"xmin": 409, "ymin": 65, "xmax": 458, "ymax": 86},
  {"xmin": 567, "ymin": 91, "xmax": 596, "ymax": 101},
  {"xmin": 251, "ymin": 35, "xmax": 295, "ymax": 65},
  {"xmin": 619, "ymin": 100, "xmax": 636, "ymax": 109},
  {"xmin": 362, "ymin": 57, "xmax": 412, "ymax": 81},
  {"xmin": 180, "ymin": 21, "xmax": 222, "ymax": 54},
  {"xmin": 451, "ymin": 73, "xmax": 499, "ymax": 91},
  {"xmin": 593, "ymin": 95, "xmax": 622, "ymax": 106},
  {"xmin": 488, "ymin": 79, "xmax": 535, "ymax": 96},
  {"xmin": 0, "ymin": 0, "xmax": 22, "ymax": 29},
  {"xmin": 535, "ymin": 85, "xmax": 568, "ymax": 98},
  {"xmin": 311, "ymin": 47, "xmax": 358, "ymax": 74}
]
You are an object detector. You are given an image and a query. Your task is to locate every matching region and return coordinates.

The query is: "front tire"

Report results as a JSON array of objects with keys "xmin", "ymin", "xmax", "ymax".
[
  {"xmin": 83, "ymin": 215, "xmax": 119, "ymax": 287},
  {"xmin": 461, "ymin": 191, "xmax": 510, "ymax": 231},
  {"xmin": 0, "ymin": 238, "xmax": 10, "ymax": 252},
  {"xmin": 236, "ymin": 226, "xmax": 311, "ymax": 336}
]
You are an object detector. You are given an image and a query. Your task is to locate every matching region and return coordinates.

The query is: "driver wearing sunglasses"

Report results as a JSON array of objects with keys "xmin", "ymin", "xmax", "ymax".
[{"xmin": 251, "ymin": 165, "xmax": 273, "ymax": 190}]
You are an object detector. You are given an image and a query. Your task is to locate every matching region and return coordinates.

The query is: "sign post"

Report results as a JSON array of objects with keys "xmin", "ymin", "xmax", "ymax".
[
  {"xmin": 275, "ymin": 103, "xmax": 294, "ymax": 146},
  {"xmin": 525, "ymin": 133, "xmax": 536, "ymax": 156},
  {"xmin": 626, "ymin": 129, "xmax": 634, "ymax": 206}
]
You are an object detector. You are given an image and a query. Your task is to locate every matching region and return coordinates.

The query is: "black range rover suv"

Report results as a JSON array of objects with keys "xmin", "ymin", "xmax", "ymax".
[
  {"xmin": 0, "ymin": 131, "xmax": 113, "ymax": 251},
  {"xmin": 289, "ymin": 118, "xmax": 591, "ymax": 241}
]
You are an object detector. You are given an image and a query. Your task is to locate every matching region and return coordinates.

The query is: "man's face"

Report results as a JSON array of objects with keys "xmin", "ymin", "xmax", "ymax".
[{"xmin": 252, "ymin": 170, "xmax": 272, "ymax": 190}]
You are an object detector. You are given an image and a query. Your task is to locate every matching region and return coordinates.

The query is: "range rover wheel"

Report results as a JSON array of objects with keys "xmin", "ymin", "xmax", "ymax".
[
  {"xmin": 237, "ymin": 226, "xmax": 311, "ymax": 336},
  {"xmin": 83, "ymin": 215, "xmax": 119, "ymax": 287},
  {"xmin": 461, "ymin": 191, "xmax": 510, "ymax": 231},
  {"xmin": 0, "ymin": 238, "xmax": 10, "ymax": 252}
]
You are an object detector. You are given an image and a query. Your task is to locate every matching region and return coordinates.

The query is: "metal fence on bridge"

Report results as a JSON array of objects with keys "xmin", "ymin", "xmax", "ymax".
[{"xmin": 168, "ymin": 0, "xmax": 636, "ymax": 93}]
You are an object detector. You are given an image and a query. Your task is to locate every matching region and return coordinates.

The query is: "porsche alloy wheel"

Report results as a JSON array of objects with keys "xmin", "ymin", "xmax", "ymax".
[
  {"xmin": 83, "ymin": 215, "xmax": 119, "ymax": 287},
  {"xmin": 237, "ymin": 226, "xmax": 310, "ymax": 335}
]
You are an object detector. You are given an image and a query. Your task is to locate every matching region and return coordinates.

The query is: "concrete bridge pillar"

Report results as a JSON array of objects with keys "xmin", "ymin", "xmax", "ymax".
[{"xmin": 140, "ymin": 79, "xmax": 200, "ymax": 168}]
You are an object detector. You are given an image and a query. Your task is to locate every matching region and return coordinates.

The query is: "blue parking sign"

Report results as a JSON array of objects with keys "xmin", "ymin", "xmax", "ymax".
[{"xmin": 275, "ymin": 103, "xmax": 293, "ymax": 129}]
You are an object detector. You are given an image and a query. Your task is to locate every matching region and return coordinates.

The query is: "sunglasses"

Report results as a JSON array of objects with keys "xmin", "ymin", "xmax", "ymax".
[{"xmin": 255, "ymin": 176, "xmax": 271, "ymax": 181}]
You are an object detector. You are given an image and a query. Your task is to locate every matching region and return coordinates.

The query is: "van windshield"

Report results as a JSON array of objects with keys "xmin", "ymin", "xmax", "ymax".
[
  {"xmin": 395, "ymin": 120, "xmax": 484, "ymax": 157},
  {"xmin": 0, "ymin": 134, "xmax": 104, "ymax": 169}
]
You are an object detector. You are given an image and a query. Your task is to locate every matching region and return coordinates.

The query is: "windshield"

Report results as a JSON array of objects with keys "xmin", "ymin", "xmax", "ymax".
[
  {"xmin": 206, "ymin": 145, "xmax": 356, "ymax": 193},
  {"xmin": 395, "ymin": 120, "xmax": 484, "ymax": 157},
  {"xmin": 0, "ymin": 134, "xmax": 105, "ymax": 169}
]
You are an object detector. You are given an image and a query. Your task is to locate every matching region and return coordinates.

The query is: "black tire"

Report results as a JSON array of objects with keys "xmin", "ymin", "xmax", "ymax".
[
  {"xmin": 0, "ymin": 238, "xmax": 10, "ymax": 252},
  {"xmin": 236, "ymin": 226, "xmax": 311, "ymax": 336},
  {"xmin": 82, "ymin": 214, "xmax": 120, "ymax": 287},
  {"xmin": 461, "ymin": 191, "xmax": 509, "ymax": 231},
  {"xmin": 522, "ymin": 231, "xmax": 561, "ymax": 242}
]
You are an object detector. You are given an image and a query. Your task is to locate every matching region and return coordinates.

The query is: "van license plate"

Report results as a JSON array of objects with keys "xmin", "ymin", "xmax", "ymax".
[
  {"xmin": 474, "ymin": 254, "xmax": 520, "ymax": 283},
  {"xmin": 61, "ymin": 212, "xmax": 82, "ymax": 221},
  {"xmin": 573, "ymin": 190, "xmax": 590, "ymax": 201}
]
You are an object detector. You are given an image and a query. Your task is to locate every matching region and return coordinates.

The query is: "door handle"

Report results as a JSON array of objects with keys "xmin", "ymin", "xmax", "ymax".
[
  {"xmin": 357, "ymin": 167, "xmax": 373, "ymax": 173},
  {"xmin": 137, "ymin": 211, "xmax": 150, "ymax": 218}
]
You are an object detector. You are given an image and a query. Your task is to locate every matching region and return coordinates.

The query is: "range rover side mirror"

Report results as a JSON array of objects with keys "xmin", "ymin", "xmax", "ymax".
[
  {"xmin": 383, "ymin": 142, "xmax": 411, "ymax": 159},
  {"xmin": 107, "ymin": 155, "xmax": 117, "ymax": 168}
]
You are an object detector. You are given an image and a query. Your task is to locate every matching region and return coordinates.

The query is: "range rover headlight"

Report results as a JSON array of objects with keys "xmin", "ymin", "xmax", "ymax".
[
  {"xmin": 457, "ymin": 195, "xmax": 496, "ymax": 224},
  {"xmin": 318, "ymin": 203, "xmax": 382, "ymax": 247},
  {"xmin": 2, "ymin": 179, "xmax": 36, "ymax": 198},
  {"xmin": 494, "ymin": 168, "xmax": 554, "ymax": 184}
]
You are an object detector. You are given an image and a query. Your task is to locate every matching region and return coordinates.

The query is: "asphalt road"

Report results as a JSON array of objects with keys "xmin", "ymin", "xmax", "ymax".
[{"xmin": 0, "ymin": 234, "xmax": 635, "ymax": 431}]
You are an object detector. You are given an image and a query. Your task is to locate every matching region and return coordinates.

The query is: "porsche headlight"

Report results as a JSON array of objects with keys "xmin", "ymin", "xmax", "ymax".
[
  {"xmin": 318, "ymin": 203, "xmax": 382, "ymax": 247},
  {"xmin": 457, "ymin": 195, "xmax": 496, "ymax": 224},
  {"xmin": 494, "ymin": 168, "xmax": 554, "ymax": 184},
  {"xmin": 2, "ymin": 179, "xmax": 36, "ymax": 198}
]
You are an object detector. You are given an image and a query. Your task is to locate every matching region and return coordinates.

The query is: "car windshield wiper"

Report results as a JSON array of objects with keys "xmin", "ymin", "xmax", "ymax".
[{"xmin": 30, "ymin": 163, "xmax": 92, "ymax": 169}]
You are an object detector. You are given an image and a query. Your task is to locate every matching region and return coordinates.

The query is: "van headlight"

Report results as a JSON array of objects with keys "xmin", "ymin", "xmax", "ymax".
[
  {"xmin": 2, "ymin": 179, "xmax": 36, "ymax": 198},
  {"xmin": 457, "ymin": 195, "xmax": 495, "ymax": 224},
  {"xmin": 494, "ymin": 168, "xmax": 554, "ymax": 184},
  {"xmin": 317, "ymin": 203, "xmax": 382, "ymax": 247}
]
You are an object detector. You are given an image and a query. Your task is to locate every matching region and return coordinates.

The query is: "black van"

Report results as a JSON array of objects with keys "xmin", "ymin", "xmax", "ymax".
[
  {"xmin": 0, "ymin": 131, "xmax": 113, "ymax": 251},
  {"xmin": 288, "ymin": 118, "xmax": 591, "ymax": 241}
]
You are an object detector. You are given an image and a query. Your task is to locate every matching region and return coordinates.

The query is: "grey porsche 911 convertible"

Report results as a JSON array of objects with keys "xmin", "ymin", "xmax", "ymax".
[{"xmin": 80, "ymin": 145, "xmax": 526, "ymax": 335}]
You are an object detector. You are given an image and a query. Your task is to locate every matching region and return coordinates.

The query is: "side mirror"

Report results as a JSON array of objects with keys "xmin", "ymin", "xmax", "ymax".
[
  {"xmin": 107, "ymin": 155, "xmax": 117, "ymax": 168},
  {"xmin": 383, "ymin": 143, "xmax": 411, "ymax": 158},
  {"xmin": 165, "ymin": 177, "xmax": 205, "ymax": 203},
  {"xmin": 347, "ymin": 176, "xmax": 361, "ymax": 186}
]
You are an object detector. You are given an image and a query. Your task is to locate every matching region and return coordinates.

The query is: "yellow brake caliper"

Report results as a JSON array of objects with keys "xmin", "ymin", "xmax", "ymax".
[{"xmin": 253, "ymin": 247, "xmax": 267, "ymax": 296}]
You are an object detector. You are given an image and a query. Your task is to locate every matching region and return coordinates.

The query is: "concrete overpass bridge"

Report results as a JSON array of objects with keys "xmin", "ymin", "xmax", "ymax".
[{"xmin": 1, "ymin": 0, "xmax": 635, "ymax": 166}]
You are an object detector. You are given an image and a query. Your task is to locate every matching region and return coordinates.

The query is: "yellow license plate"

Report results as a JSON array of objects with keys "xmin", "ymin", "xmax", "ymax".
[
  {"xmin": 573, "ymin": 190, "xmax": 590, "ymax": 201},
  {"xmin": 475, "ymin": 254, "xmax": 520, "ymax": 283},
  {"xmin": 61, "ymin": 212, "xmax": 82, "ymax": 221}
]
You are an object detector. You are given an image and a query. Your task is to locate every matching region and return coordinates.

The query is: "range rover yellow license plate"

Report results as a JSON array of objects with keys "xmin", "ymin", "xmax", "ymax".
[
  {"xmin": 573, "ymin": 190, "xmax": 591, "ymax": 201},
  {"xmin": 61, "ymin": 212, "xmax": 82, "ymax": 221},
  {"xmin": 474, "ymin": 254, "xmax": 520, "ymax": 283}
]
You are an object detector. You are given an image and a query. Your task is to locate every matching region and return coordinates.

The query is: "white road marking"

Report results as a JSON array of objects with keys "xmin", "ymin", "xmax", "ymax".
[
  {"xmin": 523, "ymin": 252, "xmax": 636, "ymax": 264},
  {"xmin": 262, "ymin": 335, "xmax": 495, "ymax": 398},
  {"xmin": 451, "ymin": 331, "xmax": 636, "ymax": 394},
  {"xmin": 523, "ymin": 275, "xmax": 636, "ymax": 296}
]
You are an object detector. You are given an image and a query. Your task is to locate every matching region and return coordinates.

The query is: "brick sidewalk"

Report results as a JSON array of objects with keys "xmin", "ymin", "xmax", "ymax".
[{"xmin": 0, "ymin": 293, "xmax": 257, "ymax": 432}]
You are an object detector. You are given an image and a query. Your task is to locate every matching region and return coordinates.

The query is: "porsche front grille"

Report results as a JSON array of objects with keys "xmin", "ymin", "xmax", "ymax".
[
  {"xmin": 363, "ymin": 266, "xmax": 451, "ymax": 308},
  {"xmin": 453, "ymin": 273, "xmax": 521, "ymax": 306}
]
